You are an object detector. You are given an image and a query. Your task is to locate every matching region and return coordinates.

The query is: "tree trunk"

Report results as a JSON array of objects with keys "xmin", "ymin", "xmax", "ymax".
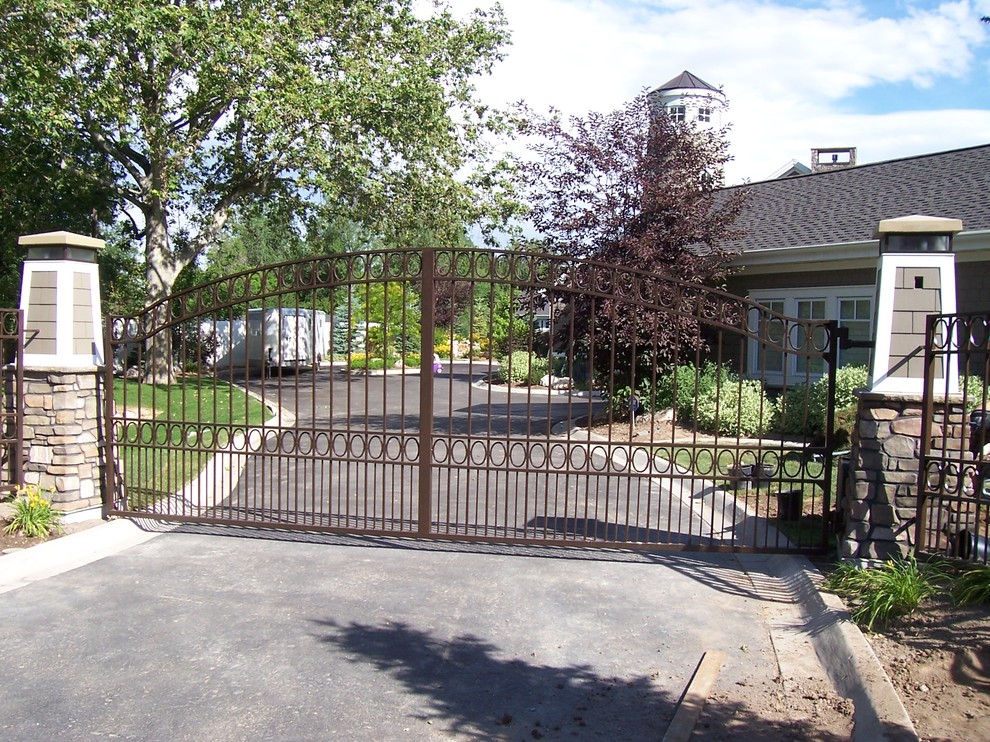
[{"xmin": 143, "ymin": 204, "xmax": 181, "ymax": 384}]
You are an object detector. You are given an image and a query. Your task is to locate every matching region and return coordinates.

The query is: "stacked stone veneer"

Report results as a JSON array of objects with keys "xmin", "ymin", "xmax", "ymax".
[
  {"xmin": 842, "ymin": 390, "xmax": 965, "ymax": 560},
  {"xmin": 21, "ymin": 367, "xmax": 101, "ymax": 513}
]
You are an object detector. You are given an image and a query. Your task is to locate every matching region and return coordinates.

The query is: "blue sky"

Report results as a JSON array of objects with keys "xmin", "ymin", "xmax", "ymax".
[{"xmin": 447, "ymin": 0, "xmax": 990, "ymax": 183}]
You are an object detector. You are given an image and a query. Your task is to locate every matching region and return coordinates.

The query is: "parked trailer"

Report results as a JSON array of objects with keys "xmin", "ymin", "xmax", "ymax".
[
  {"xmin": 247, "ymin": 308, "xmax": 316, "ymax": 370},
  {"xmin": 198, "ymin": 317, "xmax": 248, "ymax": 371},
  {"xmin": 304, "ymin": 309, "xmax": 331, "ymax": 364},
  {"xmin": 199, "ymin": 308, "xmax": 316, "ymax": 371}
]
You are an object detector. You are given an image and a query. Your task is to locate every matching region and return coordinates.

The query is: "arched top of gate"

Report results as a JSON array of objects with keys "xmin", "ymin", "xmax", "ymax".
[{"xmin": 108, "ymin": 246, "xmax": 836, "ymax": 352}]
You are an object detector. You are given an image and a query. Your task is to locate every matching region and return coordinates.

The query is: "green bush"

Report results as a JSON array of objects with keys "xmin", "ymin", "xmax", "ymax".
[
  {"xmin": 497, "ymin": 351, "xmax": 549, "ymax": 386},
  {"xmin": 778, "ymin": 384, "xmax": 814, "ymax": 435},
  {"xmin": 963, "ymin": 374, "xmax": 988, "ymax": 413},
  {"xmin": 348, "ymin": 353, "xmax": 397, "ymax": 371},
  {"xmin": 694, "ymin": 377, "xmax": 777, "ymax": 437},
  {"xmin": 779, "ymin": 365, "xmax": 868, "ymax": 436}
]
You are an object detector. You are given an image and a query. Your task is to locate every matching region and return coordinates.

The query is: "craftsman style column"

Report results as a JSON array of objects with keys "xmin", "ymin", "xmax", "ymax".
[
  {"xmin": 18, "ymin": 231, "xmax": 105, "ymax": 520},
  {"xmin": 841, "ymin": 216, "xmax": 964, "ymax": 561}
]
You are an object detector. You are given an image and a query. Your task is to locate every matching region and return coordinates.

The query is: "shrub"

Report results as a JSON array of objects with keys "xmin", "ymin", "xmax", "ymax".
[
  {"xmin": 403, "ymin": 353, "xmax": 421, "ymax": 368},
  {"xmin": 822, "ymin": 555, "xmax": 948, "ymax": 631},
  {"xmin": 3, "ymin": 485, "xmax": 63, "ymax": 539},
  {"xmin": 497, "ymin": 351, "xmax": 549, "ymax": 386},
  {"xmin": 694, "ymin": 377, "xmax": 777, "ymax": 437},
  {"xmin": 833, "ymin": 404, "xmax": 858, "ymax": 450},
  {"xmin": 348, "ymin": 353, "xmax": 396, "ymax": 371},
  {"xmin": 952, "ymin": 564, "xmax": 990, "ymax": 606},
  {"xmin": 433, "ymin": 342, "xmax": 451, "ymax": 359},
  {"xmin": 832, "ymin": 364, "xmax": 869, "ymax": 413},
  {"xmin": 779, "ymin": 365, "xmax": 868, "ymax": 436},
  {"xmin": 657, "ymin": 364, "xmax": 699, "ymax": 421},
  {"xmin": 963, "ymin": 374, "xmax": 988, "ymax": 413}
]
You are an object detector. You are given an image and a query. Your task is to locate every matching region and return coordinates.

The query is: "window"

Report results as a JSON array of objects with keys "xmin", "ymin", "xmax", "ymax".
[
  {"xmin": 668, "ymin": 105, "xmax": 686, "ymax": 122},
  {"xmin": 795, "ymin": 298, "xmax": 826, "ymax": 375},
  {"xmin": 838, "ymin": 298, "xmax": 872, "ymax": 367},
  {"xmin": 749, "ymin": 288, "xmax": 873, "ymax": 383},
  {"xmin": 697, "ymin": 107, "xmax": 712, "ymax": 123}
]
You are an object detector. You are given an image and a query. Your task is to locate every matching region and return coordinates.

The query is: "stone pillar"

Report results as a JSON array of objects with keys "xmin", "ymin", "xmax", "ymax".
[
  {"xmin": 17, "ymin": 231, "xmax": 106, "ymax": 521},
  {"xmin": 22, "ymin": 368, "xmax": 102, "ymax": 517},
  {"xmin": 841, "ymin": 391, "xmax": 966, "ymax": 561}
]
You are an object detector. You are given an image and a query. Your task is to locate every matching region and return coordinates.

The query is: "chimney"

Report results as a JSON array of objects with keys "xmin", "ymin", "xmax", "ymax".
[{"xmin": 811, "ymin": 147, "xmax": 857, "ymax": 173}]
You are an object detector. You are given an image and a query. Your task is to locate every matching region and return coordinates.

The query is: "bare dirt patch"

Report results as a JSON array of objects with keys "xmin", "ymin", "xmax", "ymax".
[{"xmin": 863, "ymin": 597, "xmax": 990, "ymax": 742}]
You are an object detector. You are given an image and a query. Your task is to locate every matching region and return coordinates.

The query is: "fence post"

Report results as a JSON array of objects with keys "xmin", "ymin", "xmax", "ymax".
[{"xmin": 17, "ymin": 231, "xmax": 106, "ymax": 521}]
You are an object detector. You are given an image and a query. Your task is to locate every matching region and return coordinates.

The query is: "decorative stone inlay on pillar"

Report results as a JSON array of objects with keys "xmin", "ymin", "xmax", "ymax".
[
  {"xmin": 17, "ymin": 231, "xmax": 106, "ymax": 520},
  {"xmin": 841, "ymin": 391, "xmax": 965, "ymax": 561}
]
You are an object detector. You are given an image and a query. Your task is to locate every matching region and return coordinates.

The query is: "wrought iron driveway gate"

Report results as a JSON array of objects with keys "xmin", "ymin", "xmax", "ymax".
[
  {"xmin": 918, "ymin": 310, "xmax": 990, "ymax": 562},
  {"xmin": 0, "ymin": 309, "xmax": 24, "ymax": 495},
  {"xmin": 104, "ymin": 248, "xmax": 839, "ymax": 553}
]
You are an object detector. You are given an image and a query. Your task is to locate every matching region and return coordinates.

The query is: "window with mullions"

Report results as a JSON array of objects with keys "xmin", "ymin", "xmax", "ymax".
[
  {"xmin": 749, "ymin": 288, "xmax": 873, "ymax": 383},
  {"xmin": 795, "ymin": 299, "xmax": 826, "ymax": 375},
  {"xmin": 668, "ymin": 105, "xmax": 686, "ymax": 122},
  {"xmin": 838, "ymin": 297, "xmax": 872, "ymax": 367},
  {"xmin": 698, "ymin": 107, "xmax": 712, "ymax": 123}
]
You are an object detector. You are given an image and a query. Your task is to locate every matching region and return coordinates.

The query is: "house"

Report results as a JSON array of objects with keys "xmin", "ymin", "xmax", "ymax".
[{"xmin": 714, "ymin": 143, "xmax": 990, "ymax": 381}]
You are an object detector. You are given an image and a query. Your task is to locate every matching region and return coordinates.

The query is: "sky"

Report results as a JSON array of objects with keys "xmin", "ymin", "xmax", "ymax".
[{"xmin": 446, "ymin": 0, "xmax": 990, "ymax": 184}]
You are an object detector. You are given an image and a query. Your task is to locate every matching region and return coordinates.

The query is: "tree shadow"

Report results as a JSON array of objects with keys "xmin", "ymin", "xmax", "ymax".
[{"xmin": 308, "ymin": 616, "xmax": 851, "ymax": 740}]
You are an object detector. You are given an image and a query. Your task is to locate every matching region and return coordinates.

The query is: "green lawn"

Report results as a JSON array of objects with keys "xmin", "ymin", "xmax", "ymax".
[{"xmin": 113, "ymin": 376, "xmax": 270, "ymax": 509}]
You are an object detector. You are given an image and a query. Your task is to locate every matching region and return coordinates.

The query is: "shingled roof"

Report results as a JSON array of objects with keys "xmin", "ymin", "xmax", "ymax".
[
  {"xmin": 716, "ymin": 144, "xmax": 990, "ymax": 253},
  {"xmin": 653, "ymin": 70, "xmax": 719, "ymax": 93}
]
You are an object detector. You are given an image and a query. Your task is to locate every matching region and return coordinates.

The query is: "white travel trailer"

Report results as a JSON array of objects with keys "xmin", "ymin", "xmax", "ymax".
[
  {"xmin": 304, "ymin": 309, "xmax": 331, "ymax": 364},
  {"xmin": 198, "ymin": 317, "xmax": 248, "ymax": 371},
  {"xmin": 247, "ymin": 307, "xmax": 315, "ymax": 370},
  {"xmin": 199, "ymin": 308, "xmax": 316, "ymax": 371}
]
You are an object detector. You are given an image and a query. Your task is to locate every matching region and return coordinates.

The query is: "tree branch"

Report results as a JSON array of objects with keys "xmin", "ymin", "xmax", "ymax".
[{"xmin": 82, "ymin": 114, "xmax": 150, "ymax": 188}]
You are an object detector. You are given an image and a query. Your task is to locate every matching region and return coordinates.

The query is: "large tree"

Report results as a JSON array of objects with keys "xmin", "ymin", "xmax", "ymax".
[
  {"xmin": 0, "ymin": 0, "xmax": 516, "ymax": 379},
  {"xmin": 520, "ymin": 93, "xmax": 747, "ymax": 386},
  {"xmin": 0, "ymin": 108, "xmax": 118, "ymax": 308}
]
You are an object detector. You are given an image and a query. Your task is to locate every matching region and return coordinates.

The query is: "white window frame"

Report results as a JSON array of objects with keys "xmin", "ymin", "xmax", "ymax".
[
  {"xmin": 748, "ymin": 286, "xmax": 874, "ymax": 384},
  {"xmin": 668, "ymin": 104, "xmax": 686, "ymax": 122}
]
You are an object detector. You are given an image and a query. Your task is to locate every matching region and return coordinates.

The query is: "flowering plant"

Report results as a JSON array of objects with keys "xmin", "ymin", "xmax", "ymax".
[{"xmin": 3, "ymin": 485, "xmax": 64, "ymax": 539}]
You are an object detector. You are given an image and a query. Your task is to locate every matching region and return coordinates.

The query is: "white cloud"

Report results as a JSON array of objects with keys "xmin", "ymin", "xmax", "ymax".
[{"xmin": 447, "ymin": 0, "xmax": 990, "ymax": 182}]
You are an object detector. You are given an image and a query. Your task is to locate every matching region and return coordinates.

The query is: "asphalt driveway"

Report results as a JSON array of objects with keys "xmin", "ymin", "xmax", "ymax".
[{"xmin": 0, "ymin": 522, "xmax": 916, "ymax": 741}]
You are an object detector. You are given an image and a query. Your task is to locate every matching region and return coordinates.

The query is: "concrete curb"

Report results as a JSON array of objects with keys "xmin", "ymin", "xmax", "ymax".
[
  {"xmin": 0, "ymin": 518, "xmax": 164, "ymax": 595},
  {"xmin": 747, "ymin": 554, "xmax": 919, "ymax": 742}
]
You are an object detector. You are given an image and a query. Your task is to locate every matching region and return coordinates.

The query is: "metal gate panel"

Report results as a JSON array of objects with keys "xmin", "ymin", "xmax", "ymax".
[
  {"xmin": 104, "ymin": 248, "xmax": 838, "ymax": 553},
  {"xmin": 918, "ymin": 311, "xmax": 990, "ymax": 562},
  {"xmin": 0, "ymin": 309, "xmax": 24, "ymax": 494}
]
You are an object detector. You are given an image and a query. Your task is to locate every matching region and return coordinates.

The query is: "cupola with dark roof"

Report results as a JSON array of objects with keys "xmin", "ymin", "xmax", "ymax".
[{"xmin": 647, "ymin": 70, "xmax": 727, "ymax": 130}]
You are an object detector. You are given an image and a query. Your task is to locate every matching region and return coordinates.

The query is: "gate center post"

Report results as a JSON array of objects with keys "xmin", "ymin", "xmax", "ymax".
[{"xmin": 418, "ymin": 248, "xmax": 436, "ymax": 536}]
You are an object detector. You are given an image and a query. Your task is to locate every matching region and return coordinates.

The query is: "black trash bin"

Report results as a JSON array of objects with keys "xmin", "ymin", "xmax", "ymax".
[
  {"xmin": 777, "ymin": 489, "xmax": 804, "ymax": 521},
  {"xmin": 953, "ymin": 529, "xmax": 989, "ymax": 561},
  {"xmin": 969, "ymin": 409, "xmax": 990, "ymax": 456}
]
